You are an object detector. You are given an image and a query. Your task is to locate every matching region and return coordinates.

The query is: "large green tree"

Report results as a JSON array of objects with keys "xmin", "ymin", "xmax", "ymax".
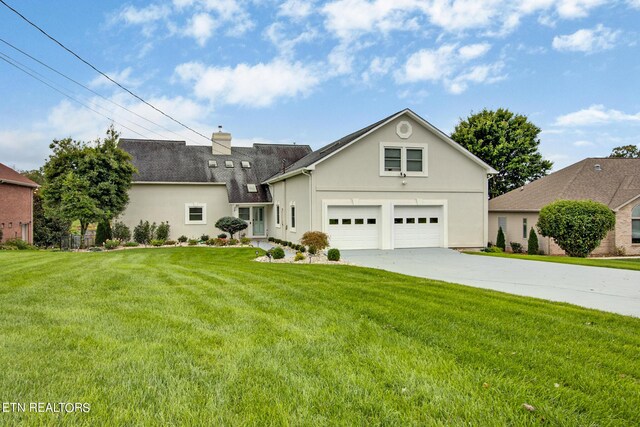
[
  {"xmin": 451, "ymin": 108, "xmax": 553, "ymax": 198},
  {"xmin": 42, "ymin": 126, "xmax": 136, "ymax": 247},
  {"xmin": 608, "ymin": 144, "xmax": 639, "ymax": 158}
]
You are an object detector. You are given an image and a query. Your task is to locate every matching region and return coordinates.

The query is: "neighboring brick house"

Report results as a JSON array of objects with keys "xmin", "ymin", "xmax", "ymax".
[
  {"xmin": 489, "ymin": 158, "xmax": 640, "ymax": 255},
  {"xmin": 0, "ymin": 163, "xmax": 38, "ymax": 244}
]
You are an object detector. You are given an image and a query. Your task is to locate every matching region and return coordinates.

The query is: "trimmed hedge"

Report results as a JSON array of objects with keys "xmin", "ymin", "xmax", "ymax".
[{"xmin": 327, "ymin": 248, "xmax": 340, "ymax": 261}]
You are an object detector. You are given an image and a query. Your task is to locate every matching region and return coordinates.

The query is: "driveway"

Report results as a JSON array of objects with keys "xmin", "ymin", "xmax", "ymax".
[{"xmin": 342, "ymin": 248, "xmax": 640, "ymax": 317}]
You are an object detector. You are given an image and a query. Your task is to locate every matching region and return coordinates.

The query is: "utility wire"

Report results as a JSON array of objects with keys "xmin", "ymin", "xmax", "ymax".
[
  {"xmin": 0, "ymin": 37, "xmax": 204, "ymax": 145},
  {"xmin": 0, "ymin": 50, "xmax": 167, "ymax": 140},
  {"xmin": 0, "ymin": 0, "xmax": 214, "ymax": 144},
  {"xmin": 0, "ymin": 54, "xmax": 150, "ymax": 139}
]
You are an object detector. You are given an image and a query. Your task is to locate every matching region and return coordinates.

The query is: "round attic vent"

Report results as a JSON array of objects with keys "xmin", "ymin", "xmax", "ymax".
[{"xmin": 396, "ymin": 121, "xmax": 412, "ymax": 139}]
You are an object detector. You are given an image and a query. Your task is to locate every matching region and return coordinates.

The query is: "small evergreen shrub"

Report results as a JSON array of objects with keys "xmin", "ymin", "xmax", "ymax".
[
  {"xmin": 164, "ymin": 240, "xmax": 177, "ymax": 246},
  {"xmin": 104, "ymin": 239, "xmax": 120, "ymax": 250},
  {"xmin": 95, "ymin": 220, "xmax": 112, "ymax": 246},
  {"xmin": 217, "ymin": 233, "xmax": 227, "ymax": 239},
  {"xmin": 482, "ymin": 246, "xmax": 503, "ymax": 253},
  {"xmin": 133, "ymin": 220, "xmax": 151, "ymax": 245},
  {"xmin": 156, "ymin": 222, "xmax": 170, "ymax": 241},
  {"xmin": 112, "ymin": 221, "xmax": 131, "ymax": 242},
  {"xmin": 527, "ymin": 228, "xmax": 539, "ymax": 255},
  {"xmin": 188, "ymin": 239, "xmax": 198, "ymax": 246},
  {"xmin": 327, "ymin": 248, "xmax": 341, "ymax": 261},
  {"xmin": 270, "ymin": 246, "xmax": 285, "ymax": 259},
  {"xmin": 213, "ymin": 238, "xmax": 227, "ymax": 246},
  {"xmin": 298, "ymin": 246, "xmax": 306, "ymax": 253},
  {"xmin": 510, "ymin": 242, "xmax": 523, "ymax": 253},
  {"xmin": 308, "ymin": 246, "xmax": 317, "ymax": 255},
  {"xmin": 200, "ymin": 234, "xmax": 210, "ymax": 242},
  {"xmin": 4, "ymin": 239, "xmax": 32, "ymax": 250},
  {"xmin": 240, "ymin": 237, "xmax": 251, "ymax": 245},
  {"xmin": 178, "ymin": 235, "xmax": 188, "ymax": 243},
  {"xmin": 496, "ymin": 227, "xmax": 506, "ymax": 251},
  {"xmin": 205, "ymin": 238, "xmax": 216, "ymax": 246},
  {"xmin": 151, "ymin": 239, "xmax": 165, "ymax": 247},
  {"xmin": 124, "ymin": 241, "xmax": 140, "ymax": 247},
  {"xmin": 228, "ymin": 238, "xmax": 239, "ymax": 246},
  {"xmin": 268, "ymin": 237, "xmax": 274, "ymax": 242},
  {"xmin": 294, "ymin": 252, "xmax": 306, "ymax": 261}
]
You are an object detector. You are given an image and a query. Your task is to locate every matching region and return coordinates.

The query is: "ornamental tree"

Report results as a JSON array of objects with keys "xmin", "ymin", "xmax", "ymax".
[
  {"xmin": 300, "ymin": 231, "xmax": 330, "ymax": 253},
  {"xmin": 496, "ymin": 227, "xmax": 506, "ymax": 251},
  {"xmin": 451, "ymin": 108, "xmax": 553, "ymax": 198},
  {"xmin": 527, "ymin": 228, "xmax": 539, "ymax": 255},
  {"xmin": 536, "ymin": 200, "xmax": 615, "ymax": 257},
  {"xmin": 215, "ymin": 216, "xmax": 248, "ymax": 239}
]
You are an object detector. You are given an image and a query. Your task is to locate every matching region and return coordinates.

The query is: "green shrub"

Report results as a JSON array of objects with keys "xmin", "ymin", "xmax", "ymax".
[
  {"xmin": 270, "ymin": 246, "xmax": 285, "ymax": 259},
  {"xmin": 298, "ymin": 246, "xmax": 306, "ymax": 253},
  {"xmin": 240, "ymin": 237, "xmax": 251, "ymax": 245},
  {"xmin": 124, "ymin": 241, "xmax": 140, "ymax": 247},
  {"xmin": 308, "ymin": 246, "xmax": 317, "ymax": 255},
  {"xmin": 205, "ymin": 238, "xmax": 216, "ymax": 246},
  {"xmin": 133, "ymin": 220, "xmax": 151, "ymax": 244},
  {"xmin": 228, "ymin": 238, "xmax": 239, "ymax": 246},
  {"xmin": 527, "ymin": 228, "xmax": 539, "ymax": 255},
  {"xmin": 327, "ymin": 248, "xmax": 341, "ymax": 261},
  {"xmin": 537, "ymin": 200, "xmax": 616, "ymax": 257},
  {"xmin": 482, "ymin": 246, "xmax": 503, "ymax": 253},
  {"xmin": 151, "ymin": 239, "xmax": 165, "ymax": 247},
  {"xmin": 0, "ymin": 244, "xmax": 17, "ymax": 250},
  {"xmin": 294, "ymin": 252, "xmax": 306, "ymax": 261},
  {"xmin": 496, "ymin": 227, "xmax": 506, "ymax": 251},
  {"xmin": 217, "ymin": 233, "xmax": 227, "ymax": 239},
  {"xmin": 95, "ymin": 220, "xmax": 112, "ymax": 246},
  {"xmin": 200, "ymin": 234, "xmax": 210, "ymax": 242},
  {"xmin": 112, "ymin": 221, "xmax": 131, "ymax": 242},
  {"xmin": 104, "ymin": 239, "xmax": 120, "ymax": 250},
  {"xmin": 177, "ymin": 235, "xmax": 188, "ymax": 243},
  {"xmin": 268, "ymin": 237, "xmax": 274, "ymax": 242},
  {"xmin": 4, "ymin": 238, "xmax": 31, "ymax": 250},
  {"xmin": 156, "ymin": 222, "xmax": 170, "ymax": 241},
  {"xmin": 188, "ymin": 239, "xmax": 198, "ymax": 246},
  {"xmin": 301, "ymin": 231, "xmax": 330, "ymax": 251},
  {"xmin": 164, "ymin": 240, "xmax": 177, "ymax": 246},
  {"xmin": 510, "ymin": 242, "xmax": 522, "ymax": 253},
  {"xmin": 215, "ymin": 216, "xmax": 248, "ymax": 239},
  {"xmin": 88, "ymin": 247, "xmax": 103, "ymax": 252}
]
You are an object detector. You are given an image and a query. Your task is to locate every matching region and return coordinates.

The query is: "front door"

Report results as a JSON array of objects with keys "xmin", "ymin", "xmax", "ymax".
[{"xmin": 252, "ymin": 207, "xmax": 265, "ymax": 236}]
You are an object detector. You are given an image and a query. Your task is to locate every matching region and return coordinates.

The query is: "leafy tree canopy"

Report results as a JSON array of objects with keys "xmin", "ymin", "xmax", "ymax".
[
  {"xmin": 41, "ymin": 126, "xmax": 136, "ymax": 247},
  {"xmin": 608, "ymin": 144, "xmax": 639, "ymax": 158},
  {"xmin": 451, "ymin": 108, "xmax": 553, "ymax": 198},
  {"xmin": 215, "ymin": 216, "xmax": 248, "ymax": 238}
]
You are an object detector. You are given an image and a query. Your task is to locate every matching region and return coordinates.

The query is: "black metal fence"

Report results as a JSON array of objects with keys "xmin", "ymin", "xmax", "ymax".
[{"xmin": 59, "ymin": 232, "xmax": 96, "ymax": 250}]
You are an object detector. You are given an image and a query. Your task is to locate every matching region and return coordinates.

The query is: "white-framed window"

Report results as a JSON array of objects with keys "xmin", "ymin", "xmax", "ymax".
[
  {"xmin": 632, "ymin": 204, "xmax": 640, "ymax": 244},
  {"xmin": 275, "ymin": 203, "xmax": 281, "ymax": 227},
  {"xmin": 290, "ymin": 202, "xmax": 296, "ymax": 232},
  {"xmin": 522, "ymin": 218, "xmax": 528, "ymax": 239},
  {"xmin": 247, "ymin": 184, "xmax": 257, "ymax": 193},
  {"xmin": 185, "ymin": 203, "xmax": 206, "ymax": 225},
  {"xmin": 238, "ymin": 207, "xmax": 250, "ymax": 221},
  {"xmin": 379, "ymin": 142, "xmax": 427, "ymax": 177}
]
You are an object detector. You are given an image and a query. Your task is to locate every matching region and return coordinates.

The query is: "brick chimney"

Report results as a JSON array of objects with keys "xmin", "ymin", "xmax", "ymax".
[{"xmin": 212, "ymin": 126, "xmax": 231, "ymax": 155}]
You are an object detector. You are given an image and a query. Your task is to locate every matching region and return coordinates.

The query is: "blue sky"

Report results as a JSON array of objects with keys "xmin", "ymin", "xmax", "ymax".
[{"xmin": 1, "ymin": 0, "xmax": 639, "ymax": 171}]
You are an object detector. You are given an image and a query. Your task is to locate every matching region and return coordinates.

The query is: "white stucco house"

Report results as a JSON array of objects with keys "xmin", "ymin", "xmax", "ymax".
[{"xmin": 118, "ymin": 109, "xmax": 497, "ymax": 250}]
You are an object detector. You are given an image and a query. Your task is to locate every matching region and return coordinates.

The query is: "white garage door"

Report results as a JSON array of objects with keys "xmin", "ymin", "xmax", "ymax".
[
  {"xmin": 393, "ymin": 206, "xmax": 443, "ymax": 248},
  {"xmin": 327, "ymin": 206, "xmax": 381, "ymax": 250}
]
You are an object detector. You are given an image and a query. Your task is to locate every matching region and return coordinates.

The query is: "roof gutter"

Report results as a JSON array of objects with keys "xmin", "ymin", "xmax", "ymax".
[
  {"xmin": 0, "ymin": 178, "xmax": 39, "ymax": 188},
  {"xmin": 132, "ymin": 181, "xmax": 227, "ymax": 185},
  {"xmin": 263, "ymin": 166, "xmax": 314, "ymax": 184}
]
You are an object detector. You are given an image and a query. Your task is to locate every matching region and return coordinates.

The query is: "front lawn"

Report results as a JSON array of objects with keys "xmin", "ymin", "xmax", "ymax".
[
  {"xmin": 466, "ymin": 250, "xmax": 640, "ymax": 271},
  {"xmin": 0, "ymin": 248, "xmax": 638, "ymax": 425}
]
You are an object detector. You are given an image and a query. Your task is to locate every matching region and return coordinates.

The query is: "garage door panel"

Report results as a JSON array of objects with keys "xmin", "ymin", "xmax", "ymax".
[
  {"xmin": 327, "ymin": 206, "xmax": 380, "ymax": 250},
  {"xmin": 394, "ymin": 206, "xmax": 443, "ymax": 248}
]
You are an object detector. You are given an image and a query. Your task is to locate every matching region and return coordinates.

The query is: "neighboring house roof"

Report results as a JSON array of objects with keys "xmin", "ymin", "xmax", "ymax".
[
  {"xmin": 0, "ymin": 162, "xmax": 38, "ymax": 188},
  {"xmin": 265, "ymin": 108, "xmax": 497, "ymax": 183},
  {"xmin": 118, "ymin": 139, "xmax": 311, "ymax": 203},
  {"xmin": 489, "ymin": 158, "xmax": 640, "ymax": 212}
]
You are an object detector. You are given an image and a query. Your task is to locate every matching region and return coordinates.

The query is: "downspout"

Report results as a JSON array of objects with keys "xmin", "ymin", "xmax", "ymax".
[
  {"xmin": 301, "ymin": 169, "xmax": 312, "ymax": 231},
  {"xmin": 283, "ymin": 179, "xmax": 287, "ymax": 242}
]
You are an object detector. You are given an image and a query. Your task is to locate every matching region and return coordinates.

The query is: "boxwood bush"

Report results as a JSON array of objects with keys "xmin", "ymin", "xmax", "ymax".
[
  {"xmin": 270, "ymin": 246, "xmax": 285, "ymax": 259},
  {"xmin": 327, "ymin": 248, "xmax": 340, "ymax": 261}
]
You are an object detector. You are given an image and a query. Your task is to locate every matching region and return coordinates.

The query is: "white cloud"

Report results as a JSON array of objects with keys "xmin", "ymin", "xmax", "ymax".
[
  {"xmin": 555, "ymin": 105, "xmax": 640, "ymax": 126},
  {"xmin": 184, "ymin": 13, "xmax": 217, "ymax": 45},
  {"xmin": 629, "ymin": 0, "xmax": 640, "ymax": 8},
  {"xmin": 89, "ymin": 67, "xmax": 143, "ymax": 89},
  {"xmin": 118, "ymin": 4, "xmax": 171, "ymax": 24},
  {"xmin": 175, "ymin": 59, "xmax": 322, "ymax": 107},
  {"xmin": 279, "ymin": 0, "xmax": 314, "ymax": 18},
  {"xmin": 362, "ymin": 56, "xmax": 396, "ymax": 82},
  {"xmin": 264, "ymin": 23, "xmax": 318, "ymax": 57},
  {"xmin": 573, "ymin": 140, "xmax": 594, "ymax": 147},
  {"xmin": 395, "ymin": 43, "xmax": 502, "ymax": 93},
  {"xmin": 552, "ymin": 24, "xmax": 620, "ymax": 53}
]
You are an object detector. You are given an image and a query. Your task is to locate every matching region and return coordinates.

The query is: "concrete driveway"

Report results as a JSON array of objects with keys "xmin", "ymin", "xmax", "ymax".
[{"xmin": 341, "ymin": 248, "xmax": 640, "ymax": 317}]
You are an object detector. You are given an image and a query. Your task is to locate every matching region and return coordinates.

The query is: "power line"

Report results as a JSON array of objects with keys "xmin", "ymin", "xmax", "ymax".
[
  {"xmin": 0, "ymin": 37, "xmax": 204, "ymax": 145},
  {"xmin": 0, "ymin": 0, "xmax": 213, "ymax": 143},
  {"xmin": 0, "ymin": 50, "xmax": 166, "ymax": 140},
  {"xmin": 0, "ymin": 54, "xmax": 150, "ymax": 139}
]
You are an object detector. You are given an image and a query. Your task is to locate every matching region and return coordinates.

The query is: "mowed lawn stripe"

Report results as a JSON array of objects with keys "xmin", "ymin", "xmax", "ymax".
[{"xmin": 0, "ymin": 247, "xmax": 638, "ymax": 426}]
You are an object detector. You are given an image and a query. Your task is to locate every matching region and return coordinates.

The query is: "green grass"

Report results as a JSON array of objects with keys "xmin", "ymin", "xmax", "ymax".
[
  {"xmin": 466, "ymin": 250, "xmax": 640, "ymax": 271},
  {"xmin": 0, "ymin": 248, "xmax": 638, "ymax": 425}
]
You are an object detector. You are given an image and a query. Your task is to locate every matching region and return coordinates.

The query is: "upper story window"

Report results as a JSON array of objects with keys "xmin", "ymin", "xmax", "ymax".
[
  {"xmin": 185, "ymin": 203, "xmax": 206, "ymax": 225},
  {"xmin": 225, "ymin": 160, "xmax": 234, "ymax": 168},
  {"xmin": 632, "ymin": 204, "xmax": 640, "ymax": 244},
  {"xmin": 241, "ymin": 161, "xmax": 251, "ymax": 168},
  {"xmin": 247, "ymin": 184, "xmax": 257, "ymax": 193},
  {"xmin": 380, "ymin": 142, "xmax": 427, "ymax": 177}
]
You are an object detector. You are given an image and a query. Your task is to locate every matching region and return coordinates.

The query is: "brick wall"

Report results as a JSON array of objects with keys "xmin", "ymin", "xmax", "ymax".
[
  {"xmin": 614, "ymin": 201, "xmax": 640, "ymax": 256},
  {"xmin": 0, "ymin": 183, "xmax": 34, "ymax": 244}
]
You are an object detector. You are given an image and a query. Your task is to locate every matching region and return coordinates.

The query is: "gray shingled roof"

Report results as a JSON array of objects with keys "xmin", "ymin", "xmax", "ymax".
[
  {"xmin": 489, "ymin": 158, "xmax": 640, "ymax": 211},
  {"xmin": 119, "ymin": 139, "xmax": 311, "ymax": 203}
]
